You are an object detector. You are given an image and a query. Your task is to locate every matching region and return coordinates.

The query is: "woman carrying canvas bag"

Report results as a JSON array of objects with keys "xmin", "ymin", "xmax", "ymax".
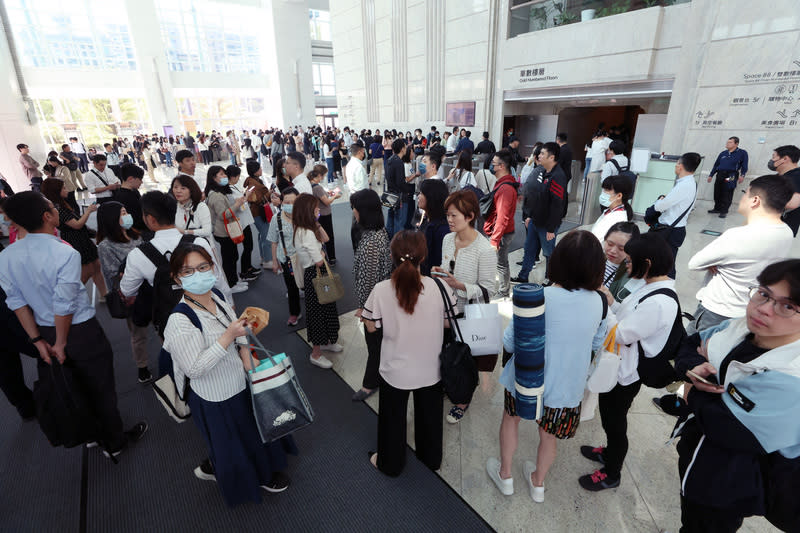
[
  {"xmin": 292, "ymin": 193, "xmax": 341, "ymax": 369},
  {"xmin": 162, "ymin": 244, "xmax": 297, "ymax": 506}
]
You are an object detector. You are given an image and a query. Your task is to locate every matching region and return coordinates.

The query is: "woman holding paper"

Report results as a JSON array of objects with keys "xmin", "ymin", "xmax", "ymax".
[
  {"xmin": 432, "ymin": 190, "xmax": 497, "ymax": 424},
  {"xmin": 163, "ymin": 244, "xmax": 296, "ymax": 506}
]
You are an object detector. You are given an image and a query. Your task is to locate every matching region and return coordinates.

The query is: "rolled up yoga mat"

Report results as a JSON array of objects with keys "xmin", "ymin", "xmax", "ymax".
[{"xmin": 513, "ymin": 283, "xmax": 545, "ymax": 421}]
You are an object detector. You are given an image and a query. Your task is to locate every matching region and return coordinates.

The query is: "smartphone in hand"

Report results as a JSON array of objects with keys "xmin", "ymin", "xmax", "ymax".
[{"xmin": 686, "ymin": 369, "xmax": 719, "ymax": 386}]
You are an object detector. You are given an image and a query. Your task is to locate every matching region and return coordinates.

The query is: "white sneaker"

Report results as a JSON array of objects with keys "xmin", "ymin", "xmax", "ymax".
[
  {"xmin": 487, "ymin": 457, "xmax": 514, "ymax": 496},
  {"xmin": 309, "ymin": 354, "xmax": 333, "ymax": 369},
  {"xmin": 262, "ymin": 260, "xmax": 274, "ymax": 269},
  {"xmin": 524, "ymin": 460, "xmax": 544, "ymax": 503},
  {"xmin": 231, "ymin": 282, "xmax": 248, "ymax": 294},
  {"xmin": 321, "ymin": 343, "xmax": 343, "ymax": 353}
]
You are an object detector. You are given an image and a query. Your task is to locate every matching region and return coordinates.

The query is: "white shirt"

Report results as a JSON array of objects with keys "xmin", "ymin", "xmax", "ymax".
[
  {"xmin": 229, "ymin": 184, "xmax": 255, "ymax": 227},
  {"xmin": 689, "ymin": 220, "xmax": 793, "ymax": 317},
  {"xmin": 176, "ymin": 201, "xmax": 214, "ymax": 241},
  {"xmin": 654, "ymin": 174, "xmax": 697, "ymax": 228},
  {"xmin": 83, "ymin": 167, "xmax": 120, "ymax": 198},
  {"xmin": 446, "ymin": 135, "xmax": 458, "ymax": 153},
  {"xmin": 104, "ymin": 151, "xmax": 120, "ymax": 166},
  {"xmin": 291, "ymin": 173, "xmax": 313, "ymax": 195},
  {"xmin": 163, "ymin": 294, "xmax": 247, "ymax": 402},
  {"xmin": 293, "ymin": 227, "xmax": 323, "ymax": 268},
  {"xmin": 590, "ymin": 205, "xmax": 628, "ymax": 243},
  {"xmin": 601, "ymin": 154, "xmax": 629, "ymax": 179},
  {"xmin": 608, "ymin": 280, "xmax": 678, "ymax": 386},
  {"xmin": 323, "ymin": 144, "xmax": 331, "ymax": 159},
  {"xmin": 70, "ymin": 141, "xmax": 86, "ymax": 154},
  {"xmin": 346, "ymin": 157, "xmax": 368, "ymax": 192},
  {"xmin": 589, "ymin": 138, "xmax": 612, "ymax": 171},
  {"xmin": 439, "ymin": 232, "xmax": 497, "ymax": 314},
  {"xmin": 251, "ymin": 135, "xmax": 261, "ymax": 149},
  {"xmin": 119, "ymin": 227, "xmax": 232, "ymax": 304}
]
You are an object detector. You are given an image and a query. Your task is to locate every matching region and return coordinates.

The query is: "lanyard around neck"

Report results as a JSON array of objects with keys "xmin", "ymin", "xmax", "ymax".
[{"xmin": 184, "ymin": 294, "xmax": 233, "ymax": 329}]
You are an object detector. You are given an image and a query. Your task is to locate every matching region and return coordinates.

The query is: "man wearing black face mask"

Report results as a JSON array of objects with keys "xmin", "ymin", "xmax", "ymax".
[{"xmin": 774, "ymin": 145, "xmax": 800, "ymax": 235}]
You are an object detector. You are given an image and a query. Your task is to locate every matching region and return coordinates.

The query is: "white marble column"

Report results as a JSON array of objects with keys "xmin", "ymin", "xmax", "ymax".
[
  {"xmin": 659, "ymin": 0, "xmax": 715, "ymax": 155},
  {"xmin": 0, "ymin": 2, "xmax": 45, "ymax": 191},
  {"xmin": 123, "ymin": 0, "xmax": 180, "ymax": 132}
]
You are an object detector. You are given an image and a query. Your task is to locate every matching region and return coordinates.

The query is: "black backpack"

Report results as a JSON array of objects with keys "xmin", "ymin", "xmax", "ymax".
[
  {"xmin": 132, "ymin": 234, "xmax": 196, "ymax": 335},
  {"xmin": 432, "ymin": 276, "xmax": 478, "ymax": 405},
  {"xmin": 479, "ymin": 181, "xmax": 517, "ymax": 218},
  {"xmin": 636, "ymin": 288, "xmax": 686, "ymax": 388},
  {"xmin": 609, "ymin": 159, "xmax": 637, "ymax": 186}
]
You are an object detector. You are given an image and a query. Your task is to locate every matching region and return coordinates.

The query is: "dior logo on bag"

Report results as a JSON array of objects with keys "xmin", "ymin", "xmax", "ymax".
[{"xmin": 471, "ymin": 334, "xmax": 487, "ymax": 342}]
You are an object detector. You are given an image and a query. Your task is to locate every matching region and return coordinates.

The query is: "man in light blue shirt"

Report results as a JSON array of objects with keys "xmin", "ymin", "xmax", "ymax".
[
  {"xmin": 653, "ymin": 152, "xmax": 700, "ymax": 278},
  {"xmin": 0, "ymin": 191, "xmax": 146, "ymax": 457}
]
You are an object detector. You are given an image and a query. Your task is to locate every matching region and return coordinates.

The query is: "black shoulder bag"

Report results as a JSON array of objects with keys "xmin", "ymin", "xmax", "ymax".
[{"xmin": 432, "ymin": 276, "xmax": 478, "ymax": 405}]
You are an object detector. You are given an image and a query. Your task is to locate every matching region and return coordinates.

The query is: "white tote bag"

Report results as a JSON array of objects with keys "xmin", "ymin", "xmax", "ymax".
[
  {"xmin": 457, "ymin": 286, "xmax": 503, "ymax": 356},
  {"xmin": 587, "ymin": 325, "xmax": 621, "ymax": 394}
]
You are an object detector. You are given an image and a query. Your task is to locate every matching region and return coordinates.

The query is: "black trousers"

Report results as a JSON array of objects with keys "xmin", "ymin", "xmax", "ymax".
[
  {"xmin": 281, "ymin": 266, "xmax": 302, "ymax": 316},
  {"xmin": 679, "ymin": 496, "xmax": 744, "ymax": 533},
  {"xmin": 39, "ymin": 318, "xmax": 126, "ymax": 451},
  {"xmin": 665, "ymin": 226, "xmax": 687, "ymax": 279},
  {"xmin": 241, "ymin": 226, "xmax": 253, "ymax": 273},
  {"xmin": 377, "ymin": 376, "xmax": 443, "ymax": 477},
  {"xmin": 351, "ymin": 215, "xmax": 363, "ymax": 252},
  {"xmin": 0, "ymin": 349, "xmax": 35, "ymax": 418},
  {"xmin": 713, "ymin": 171, "xmax": 736, "ymax": 213},
  {"xmin": 217, "ymin": 235, "xmax": 240, "ymax": 288},
  {"xmin": 598, "ymin": 380, "xmax": 642, "ymax": 479},
  {"xmin": 318, "ymin": 213, "xmax": 336, "ymax": 261},
  {"xmin": 362, "ymin": 326, "xmax": 382, "ymax": 390}
]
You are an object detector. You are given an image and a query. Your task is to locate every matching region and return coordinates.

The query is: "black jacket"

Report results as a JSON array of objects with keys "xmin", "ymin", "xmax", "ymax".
[
  {"xmin": 526, "ymin": 165, "xmax": 566, "ymax": 232},
  {"xmin": 475, "ymin": 139, "xmax": 496, "ymax": 155},
  {"xmin": 386, "ymin": 154, "xmax": 406, "ymax": 194},
  {"xmin": 557, "ymin": 143, "xmax": 573, "ymax": 182}
]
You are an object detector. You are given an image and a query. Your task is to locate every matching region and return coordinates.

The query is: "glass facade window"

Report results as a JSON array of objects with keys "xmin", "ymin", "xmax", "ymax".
[
  {"xmin": 312, "ymin": 63, "xmax": 336, "ymax": 97},
  {"xmin": 5, "ymin": 0, "xmax": 136, "ymax": 70},
  {"xmin": 158, "ymin": 0, "xmax": 263, "ymax": 73},
  {"xmin": 33, "ymin": 97, "xmax": 150, "ymax": 149},
  {"xmin": 315, "ymin": 107, "xmax": 338, "ymax": 129},
  {"xmin": 508, "ymin": 0, "xmax": 690, "ymax": 38},
  {"xmin": 309, "ymin": 9, "xmax": 331, "ymax": 41},
  {"xmin": 175, "ymin": 96, "xmax": 267, "ymax": 135}
]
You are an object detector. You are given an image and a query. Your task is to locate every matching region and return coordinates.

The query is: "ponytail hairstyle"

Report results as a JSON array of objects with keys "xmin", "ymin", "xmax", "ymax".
[
  {"xmin": 601, "ymin": 175, "xmax": 634, "ymax": 221},
  {"xmin": 390, "ymin": 230, "xmax": 428, "ymax": 314}
]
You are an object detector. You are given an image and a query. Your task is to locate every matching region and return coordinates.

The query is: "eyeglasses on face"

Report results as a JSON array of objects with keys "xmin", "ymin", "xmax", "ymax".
[
  {"xmin": 748, "ymin": 286, "xmax": 800, "ymax": 318},
  {"xmin": 179, "ymin": 262, "xmax": 213, "ymax": 278}
]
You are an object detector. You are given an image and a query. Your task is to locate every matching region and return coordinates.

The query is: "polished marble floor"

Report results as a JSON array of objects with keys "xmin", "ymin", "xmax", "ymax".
[{"xmin": 133, "ymin": 160, "xmax": 787, "ymax": 532}]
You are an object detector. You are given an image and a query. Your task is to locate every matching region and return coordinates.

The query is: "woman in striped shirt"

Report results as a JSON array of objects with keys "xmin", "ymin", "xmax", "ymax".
[{"xmin": 163, "ymin": 244, "xmax": 297, "ymax": 506}]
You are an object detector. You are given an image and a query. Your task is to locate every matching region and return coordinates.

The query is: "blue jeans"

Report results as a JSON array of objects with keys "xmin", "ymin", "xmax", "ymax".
[
  {"xmin": 251, "ymin": 215, "xmax": 272, "ymax": 264},
  {"xmin": 229, "ymin": 153, "xmax": 237, "ymax": 166},
  {"xmin": 583, "ymin": 158, "xmax": 591, "ymax": 180},
  {"xmin": 518, "ymin": 222, "xmax": 559, "ymax": 280},
  {"xmin": 326, "ymin": 158, "xmax": 335, "ymax": 183},
  {"xmin": 385, "ymin": 201, "xmax": 409, "ymax": 241},
  {"xmin": 165, "ymin": 151, "xmax": 173, "ymax": 167}
]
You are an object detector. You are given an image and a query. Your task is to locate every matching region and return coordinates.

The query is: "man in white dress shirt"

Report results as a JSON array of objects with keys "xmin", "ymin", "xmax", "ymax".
[
  {"xmin": 285, "ymin": 152, "xmax": 312, "ymax": 194},
  {"xmin": 600, "ymin": 140, "xmax": 629, "ymax": 179},
  {"xmin": 345, "ymin": 144, "xmax": 369, "ymax": 249},
  {"xmin": 653, "ymin": 152, "xmax": 699, "ymax": 278},
  {"xmin": 70, "ymin": 136, "xmax": 89, "ymax": 172},
  {"xmin": 84, "ymin": 154, "xmax": 120, "ymax": 204},
  {"xmin": 120, "ymin": 191, "xmax": 233, "ymax": 324}
]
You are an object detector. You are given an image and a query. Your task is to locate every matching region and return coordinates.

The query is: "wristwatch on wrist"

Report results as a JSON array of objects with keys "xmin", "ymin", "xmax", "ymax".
[{"xmin": 29, "ymin": 335, "xmax": 44, "ymax": 344}]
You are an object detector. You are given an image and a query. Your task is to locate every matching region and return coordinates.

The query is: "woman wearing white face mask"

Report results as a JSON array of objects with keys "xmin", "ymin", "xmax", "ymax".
[
  {"xmin": 162, "ymin": 244, "xmax": 297, "ymax": 506},
  {"xmin": 590, "ymin": 175, "xmax": 633, "ymax": 244},
  {"xmin": 96, "ymin": 201, "xmax": 151, "ymax": 383}
]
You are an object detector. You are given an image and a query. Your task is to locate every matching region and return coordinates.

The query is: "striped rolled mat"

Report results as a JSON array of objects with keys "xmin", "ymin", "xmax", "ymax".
[{"xmin": 513, "ymin": 283, "xmax": 545, "ymax": 421}]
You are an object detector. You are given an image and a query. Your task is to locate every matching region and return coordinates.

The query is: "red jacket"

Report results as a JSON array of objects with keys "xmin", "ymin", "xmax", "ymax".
[{"xmin": 483, "ymin": 174, "xmax": 518, "ymax": 247}]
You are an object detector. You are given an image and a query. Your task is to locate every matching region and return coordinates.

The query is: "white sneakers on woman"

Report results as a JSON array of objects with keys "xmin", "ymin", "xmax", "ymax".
[
  {"xmin": 486, "ymin": 457, "xmax": 514, "ymax": 495},
  {"xmin": 309, "ymin": 355, "xmax": 333, "ymax": 369},
  {"xmin": 524, "ymin": 460, "xmax": 545, "ymax": 503}
]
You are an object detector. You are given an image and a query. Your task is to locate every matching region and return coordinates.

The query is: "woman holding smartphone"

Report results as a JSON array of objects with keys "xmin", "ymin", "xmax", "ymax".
[
  {"xmin": 673, "ymin": 259, "xmax": 800, "ymax": 532},
  {"xmin": 433, "ymin": 190, "xmax": 496, "ymax": 424}
]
